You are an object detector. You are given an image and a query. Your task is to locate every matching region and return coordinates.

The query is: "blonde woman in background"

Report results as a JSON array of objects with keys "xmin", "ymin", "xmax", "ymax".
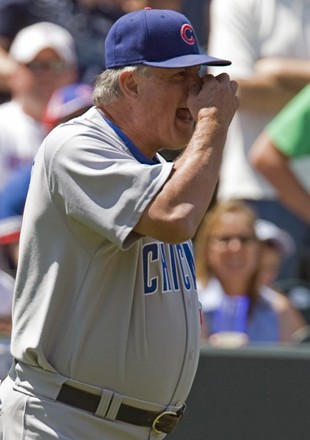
[{"xmin": 195, "ymin": 200, "xmax": 306, "ymax": 345}]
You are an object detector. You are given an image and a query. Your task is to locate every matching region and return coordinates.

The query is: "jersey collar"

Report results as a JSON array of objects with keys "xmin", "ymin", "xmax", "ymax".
[{"xmin": 101, "ymin": 114, "xmax": 159, "ymax": 165}]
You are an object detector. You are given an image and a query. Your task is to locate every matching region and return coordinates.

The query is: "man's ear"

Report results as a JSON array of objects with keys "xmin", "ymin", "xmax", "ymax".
[{"xmin": 118, "ymin": 70, "xmax": 139, "ymax": 99}]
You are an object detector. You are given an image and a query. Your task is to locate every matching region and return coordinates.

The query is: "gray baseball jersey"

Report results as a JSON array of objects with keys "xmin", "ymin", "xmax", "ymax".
[{"xmin": 6, "ymin": 107, "xmax": 200, "ymax": 437}]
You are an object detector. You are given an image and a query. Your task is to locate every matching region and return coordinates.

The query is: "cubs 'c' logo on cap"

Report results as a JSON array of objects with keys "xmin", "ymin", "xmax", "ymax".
[{"xmin": 180, "ymin": 24, "xmax": 196, "ymax": 45}]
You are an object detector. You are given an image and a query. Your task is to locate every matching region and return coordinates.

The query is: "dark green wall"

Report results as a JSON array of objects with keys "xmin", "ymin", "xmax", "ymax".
[{"xmin": 170, "ymin": 345, "xmax": 310, "ymax": 440}]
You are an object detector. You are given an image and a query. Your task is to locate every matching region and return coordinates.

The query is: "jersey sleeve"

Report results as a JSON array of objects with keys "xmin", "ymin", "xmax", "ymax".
[
  {"xmin": 266, "ymin": 84, "xmax": 310, "ymax": 158},
  {"xmin": 42, "ymin": 123, "xmax": 174, "ymax": 250}
]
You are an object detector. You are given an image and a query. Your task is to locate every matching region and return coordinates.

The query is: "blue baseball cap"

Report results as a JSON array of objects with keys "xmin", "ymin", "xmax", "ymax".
[{"xmin": 105, "ymin": 8, "xmax": 231, "ymax": 69}]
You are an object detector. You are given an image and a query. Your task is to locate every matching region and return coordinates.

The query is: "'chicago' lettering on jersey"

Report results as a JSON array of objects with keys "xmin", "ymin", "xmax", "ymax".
[{"xmin": 143, "ymin": 242, "xmax": 197, "ymax": 295}]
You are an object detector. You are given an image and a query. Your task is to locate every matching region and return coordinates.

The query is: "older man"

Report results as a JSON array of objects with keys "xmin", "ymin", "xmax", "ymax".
[{"xmin": 0, "ymin": 8, "xmax": 238, "ymax": 440}]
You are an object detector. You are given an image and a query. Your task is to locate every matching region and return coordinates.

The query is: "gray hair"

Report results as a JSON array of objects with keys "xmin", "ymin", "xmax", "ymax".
[{"xmin": 93, "ymin": 65, "xmax": 151, "ymax": 106}]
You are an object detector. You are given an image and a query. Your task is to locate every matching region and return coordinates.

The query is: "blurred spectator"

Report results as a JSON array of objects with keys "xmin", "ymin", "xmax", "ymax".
[
  {"xmin": 255, "ymin": 219, "xmax": 296, "ymax": 287},
  {"xmin": 43, "ymin": 81, "xmax": 93, "ymax": 131},
  {"xmin": 195, "ymin": 200, "xmax": 306, "ymax": 346},
  {"xmin": 116, "ymin": 0, "xmax": 179, "ymax": 10},
  {"xmin": 0, "ymin": 269, "xmax": 14, "ymax": 380},
  {"xmin": 0, "ymin": 206, "xmax": 24, "ymax": 276},
  {"xmin": 250, "ymin": 84, "xmax": 310, "ymax": 280},
  {"xmin": 250, "ymin": 83, "xmax": 310, "ymax": 225},
  {"xmin": 207, "ymin": 0, "xmax": 310, "ymax": 280},
  {"xmin": 0, "ymin": 22, "xmax": 77, "ymax": 191},
  {"xmin": 0, "ymin": 269, "xmax": 14, "ymax": 334},
  {"xmin": 0, "ymin": 82, "xmax": 94, "ymax": 274},
  {"xmin": 0, "ymin": 166, "xmax": 29, "ymax": 275},
  {"xmin": 0, "ymin": 0, "xmax": 124, "ymax": 99},
  {"xmin": 146, "ymin": 0, "xmax": 182, "ymax": 10}
]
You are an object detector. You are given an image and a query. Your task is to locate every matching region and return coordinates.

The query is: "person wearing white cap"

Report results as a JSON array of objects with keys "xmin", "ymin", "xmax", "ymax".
[
  {"xmin": 254, "ymin": 219, "xmax": 308, "ymax": 342},
  {"xmin": 255, "ymin": 219, "xmax": 296, "ymax": 287},
  {"xmin": 0, "ymin": 22, "xmax": 77, "ymax": 190}
]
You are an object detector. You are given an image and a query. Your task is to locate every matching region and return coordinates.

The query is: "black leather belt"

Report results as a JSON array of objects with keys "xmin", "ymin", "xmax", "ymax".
[{"xmin": 56, "ymin": 383, "xmax": 184, "ymax": 434}]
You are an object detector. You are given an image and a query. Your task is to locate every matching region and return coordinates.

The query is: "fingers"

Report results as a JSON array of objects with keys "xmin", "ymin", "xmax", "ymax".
[
  {"xmin": 212, "ymin": 73, "xmax": 239, "ymax": 103},
  {"xmin": 200, "ymin": 72, "xmax": 238, "ymax": 94},
  {"xmin": 212, "ymin": 73, "xmax": 238, "ymax": 92},
  {"xmin": 201, "ymin": 72, "xmax": 229, "ymax": 83},
  {"xmin": 230, "ymin": 79, "xmax": 238, "ymax": 95},
  {"xmin": 187, "ymin": 71, "xmax": 239, "ymax": 122}
]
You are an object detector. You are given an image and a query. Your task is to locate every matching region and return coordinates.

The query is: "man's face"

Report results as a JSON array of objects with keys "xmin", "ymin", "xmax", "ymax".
[
  {"xmin": 133, "ymin": 66, "xmax": 202, "ymax": 155},
  {"xmin": 11, "ymin": 48, "xmax": 76, "ymax": 102},
  {"xmin": 26, "ymin": 48, "xmax": 76, "ymax": 99}
]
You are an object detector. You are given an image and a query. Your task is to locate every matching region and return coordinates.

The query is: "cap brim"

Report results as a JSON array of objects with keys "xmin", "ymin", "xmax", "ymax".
[{"xmin": 143, "ymin": 54, "xmax": 231, "ymax": 68}]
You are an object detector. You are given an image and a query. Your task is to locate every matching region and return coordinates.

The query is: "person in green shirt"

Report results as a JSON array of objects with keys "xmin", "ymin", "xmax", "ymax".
[
  {"xmin": 250, "ymin": 83, "xmax": 310, "ymax": 280},
  {"xmin": 250, "ymin": 83, "xmax": 310, "ymax": 224}
]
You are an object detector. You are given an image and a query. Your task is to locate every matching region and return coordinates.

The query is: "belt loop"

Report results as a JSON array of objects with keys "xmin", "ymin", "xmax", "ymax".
[
  {"xmin": 94, "ymin": 389, "xmax": 114, "ymax": 419},
  {"xmin": 105, "ymin": 392, "xmax": 123, "ymax": 421}
]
